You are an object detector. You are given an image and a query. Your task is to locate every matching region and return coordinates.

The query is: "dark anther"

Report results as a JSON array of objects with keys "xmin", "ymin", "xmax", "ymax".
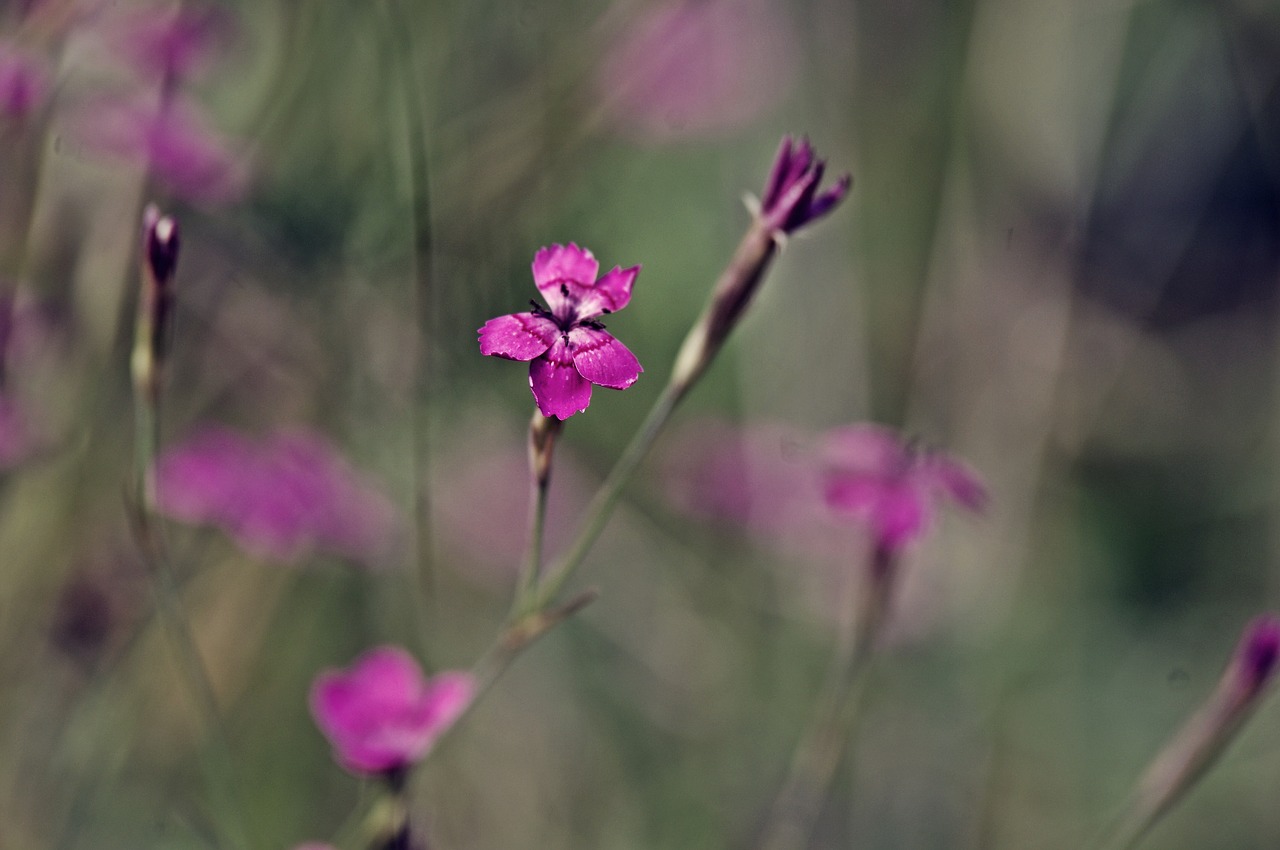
[{"xmin": 560, "ymin": 283, "xmax": 570, "ymax": 297}]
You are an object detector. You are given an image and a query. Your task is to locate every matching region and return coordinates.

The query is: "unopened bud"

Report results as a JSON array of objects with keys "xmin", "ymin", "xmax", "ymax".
[
  {"xmin": 1102, "ymin": 614, "xmax": 1280, "ymax": 849},
  {"xmin": 132, "ymin": 204, "xmax": 181, "ymax": 405}
]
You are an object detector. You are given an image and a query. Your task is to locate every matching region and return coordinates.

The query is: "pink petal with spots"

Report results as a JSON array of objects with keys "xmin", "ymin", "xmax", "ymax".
[
  {"xmin": 478, "ymin": 312, "xmax": 557, "ymax": 361},
  {"xmin": 576, "ymin": 265, "xmax": 639, "ymax": 318},
  {"xmin": 568, "ymin": 326, "xmax": 642, "ymax": 389},
  {"xmin": 532, "ymin": 243, "xmax": 599, "ymax": 312},
  {"xmin": 530, "ymin": 337, "xmax": 592, "ymax": 419}
]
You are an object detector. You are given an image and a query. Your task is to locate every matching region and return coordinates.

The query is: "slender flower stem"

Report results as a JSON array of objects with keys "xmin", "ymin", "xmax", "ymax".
[
  {"xmin": 511, "ymin": 413, "xmax": 561, "ymax": 618},
  {"xmin": 532, "ymin": 379, "xmax": 683, "ymax": 610},
  {"xmin": 381, "ymin": 0, "xmax": 438, "ymax": 659},
  {"xmin": 130, "ymin": 208, "xmax": 250, "ymax": 850},
  {"xmin": 512, "ymin": 470, "xmax": 550, "ymax": 618},
  {"xmin": 757, "ymin": 549, "xmax": 894, "ymax": 850},
  {"xmin": 131, "ymin": 394, "xmax": 252, "ymax": 850}
]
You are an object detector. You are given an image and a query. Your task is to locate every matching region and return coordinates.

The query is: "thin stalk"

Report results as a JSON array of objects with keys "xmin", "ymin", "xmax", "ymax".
[
  {"xmin": 132, "ymin": 393, "xmax": 251, "ymax": 850},
  {"xmin": 757, "ymin": 557, "xmax": 893, "ymax": 850},
  {"xmin": 382, "ymin": 0, "xmax": 437, "ymax": 659},
  {"xmin": 532, "ymin": 379, "xmax": 683, "ymax": 610},
  {"xmin": 511, "ymin": 469, "xmax": 550, "ymax": 619}
]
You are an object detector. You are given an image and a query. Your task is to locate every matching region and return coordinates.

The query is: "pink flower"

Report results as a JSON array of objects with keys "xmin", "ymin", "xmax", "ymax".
[
  {"xmin": 0, "ymin": 46, "xmax": 49, "ymax": 120},
  {"xmin": 74, "ymin": 97, "xmax": 248, "ymax": 204},
  {"xmin": 309, "ymin": 646, "xmax": 474, "ymax": 776},
  {"xmin": 759, "ymin": 136, "xmax": 851, "ymax": 236},
  {"xmin": 154, "ymin": 426, "xmax": 402, "ymax": 567},
  {"xmin": 821, "ymin": 424, "xmax": 986, "ymax": 554},
  {"xmin": 597, "ymin": 0, "xmax": 796, "ymax": 142},
  {"xmin": 107, "ymin": 6, "xmax": 234, "ymax": 81},
  {"xmin": 478, "ymin": 243, "xmax": 642, "ymax": 419}
]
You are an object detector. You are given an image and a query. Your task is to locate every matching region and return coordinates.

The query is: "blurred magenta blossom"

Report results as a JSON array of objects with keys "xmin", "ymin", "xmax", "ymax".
[
  {"xmin": 0, "ymin": 46, "xmax": 49, "ymax": 119},
  {"xmin": 598, "ymin": 0, "xmax": 796, "ymax": 142},
  {"xmin": 661, "ymin": 419, "xmax": 821, "ymax": 536},
  {"xmin": 478, "ymin": 243, "xmax": 642, "ymax": 419},
  {"xmin": 758, "ymin": 136, "xmax": 852, "ymax": 236},
  {"xmin": 309, "ymin": 646, "xmax": 474, "ymax": 776},
  {"xmin": 74, "ymin": 97, "xmax": 248, "ymax": 203},
  {"xmin": 106, "ymin": 6, "xmax": 234, "ymax": 81},
  {"xmin": 821, "ymin": 424, "xmax": 986, "ymax": 553},
  {"xmin": 154, "ymin": 425, "xmax": 402, "ymax": 567}
]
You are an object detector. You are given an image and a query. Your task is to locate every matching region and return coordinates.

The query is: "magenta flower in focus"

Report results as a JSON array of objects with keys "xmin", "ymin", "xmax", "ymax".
[
  {"xmin": 478, "ymin": 244, "xmax": 642, "ymax": 419},
  {"xmin": 758, "ymin": 136, "xmax": 852, "ymax": 236},
  {"xmin": 822, "ymin": 424, "xmax": 985, "ymax": 554},
  {"xmin": 0, "ymin": 47, "xmax": 49, "ymax": 120},
  {"xmin": 309, "ymin": 646, "xmax": 474, "ymax": 776},
  {"xmin": 154, "ymin": 426, "xmax": 402, "ymax": 567}
]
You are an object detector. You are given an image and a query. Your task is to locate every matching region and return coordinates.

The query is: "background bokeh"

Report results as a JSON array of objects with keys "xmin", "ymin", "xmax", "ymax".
[{"xmin": 3, "ymin": 0, "xmax": 1280, "ymax": 847}]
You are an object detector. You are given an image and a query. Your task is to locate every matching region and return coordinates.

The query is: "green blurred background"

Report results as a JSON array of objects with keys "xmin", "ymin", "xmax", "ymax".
[{"xmin": 2, "ymin": 0, "xmax": 1280, "ymax": 847}]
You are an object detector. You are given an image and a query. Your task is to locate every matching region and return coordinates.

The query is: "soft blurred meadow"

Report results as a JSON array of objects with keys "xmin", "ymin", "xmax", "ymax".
[{"xmin": 3, "ymin": 0, "xmax": 1280, "ymax": 848}]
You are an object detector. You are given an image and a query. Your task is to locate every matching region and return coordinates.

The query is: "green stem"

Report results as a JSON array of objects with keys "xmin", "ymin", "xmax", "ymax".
[
  {"xmin": 532, "ymin": 380, "xmax": 684, "ymax": 610},
  {"xmin": 382, "ymin": 0, "xmax": 437, "ymax": 659},
  {"xmin": 132, "ymin": 393, "xmax": 252, "ymax": 850},
  {"xmin": 511, "ymin": 469, "xmax": 550, "ymax": 619},
  {"xmin": 756, "ymin": 557, "xmax": 892, "ymax": 850}
]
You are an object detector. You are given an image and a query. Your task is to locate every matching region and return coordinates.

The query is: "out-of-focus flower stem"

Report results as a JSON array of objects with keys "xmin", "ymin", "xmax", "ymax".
[
  {"xmin": 1090, "ymin": 615, "xmax": 1280, "ymax": 850},
  {"xmin": 380, "ymin": 0, "xmax": 437, "ymax": 658},
  {"xmin": 130, "ymin": 210, "xmax": 252, "ymax": 850},
  {"xmin": 756, "ymin": 548, "xmax": 894, "ymax": 850}
]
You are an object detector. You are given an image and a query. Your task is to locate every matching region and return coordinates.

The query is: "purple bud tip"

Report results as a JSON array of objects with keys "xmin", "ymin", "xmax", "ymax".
[
  {"xmin": 144, "ymin": 204, "xmax": 180, "ymax": 285},
  {"xmin": 759, "ymin": 134, "xmax": 850, "ymax": 235},
  {"xmin": 1239, "ymin": 615, "xmax": 1280, "ymax": 694}
]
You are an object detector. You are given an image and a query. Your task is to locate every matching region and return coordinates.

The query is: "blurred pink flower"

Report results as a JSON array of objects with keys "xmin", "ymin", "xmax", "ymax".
[
  {"xmin": 598, "ymin": 0, "xmax": 797, "ymax": 142},
  {"xmin": 0, "ymin": 46, "xmax": 49, "ymax": 119},
  {"xmin": 821, "ymin": 424, "xmax": 986, "ymax": 554},
  {"xmin": 107, "ymin": 6, "xmax": 234, "ymax": 80},
  {"xmin": 661, "ymin": 419, "xmax": 817, "ymax": 534},
  {"xmin": 74, "ymin": 97, "xmax": 248, "ymax": 203},
  {"xmin": 478, "ymin": 243, "xmax": 642, "ymax": 419},
  {"xmin": 309, "ymin": 646, "xmax": 474, "ymax": 776},
  {"xmin": 154, "ymin": 426, "xmax": 402, "ymax": 567}
]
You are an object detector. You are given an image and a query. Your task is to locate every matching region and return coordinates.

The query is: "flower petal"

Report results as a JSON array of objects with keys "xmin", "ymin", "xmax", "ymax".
[
  {"xmin": 532, "ymin": 243, "xmax": 599, "ymax": 314},
  {"xmin": 922, "ymin": 453, "xmax": 988, "ymax": 512},
  {"xmin": 872, "ymin": 480, "xmax": 931, "ymax": 550},
  {"xmin": 478, "ymin": 312, "xmax": 557, "ymax": 361},
  {"xmin": 577, "ymin": 265, "xmax": 639, "ymax": 318},
  {"xmin": 417, "ymin": 671, "xmax": 475, "ymax": 736},
  {"xmin": 568, "ymin": 326, "xmax": 642, "ymax": 390},
  {"xmin": 529, "ymin": 337, "xmax": 593, "ymax": 419},
  {"xmin": 821, "ymin": 424, "xmax": 908, "ymax": 475}
]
